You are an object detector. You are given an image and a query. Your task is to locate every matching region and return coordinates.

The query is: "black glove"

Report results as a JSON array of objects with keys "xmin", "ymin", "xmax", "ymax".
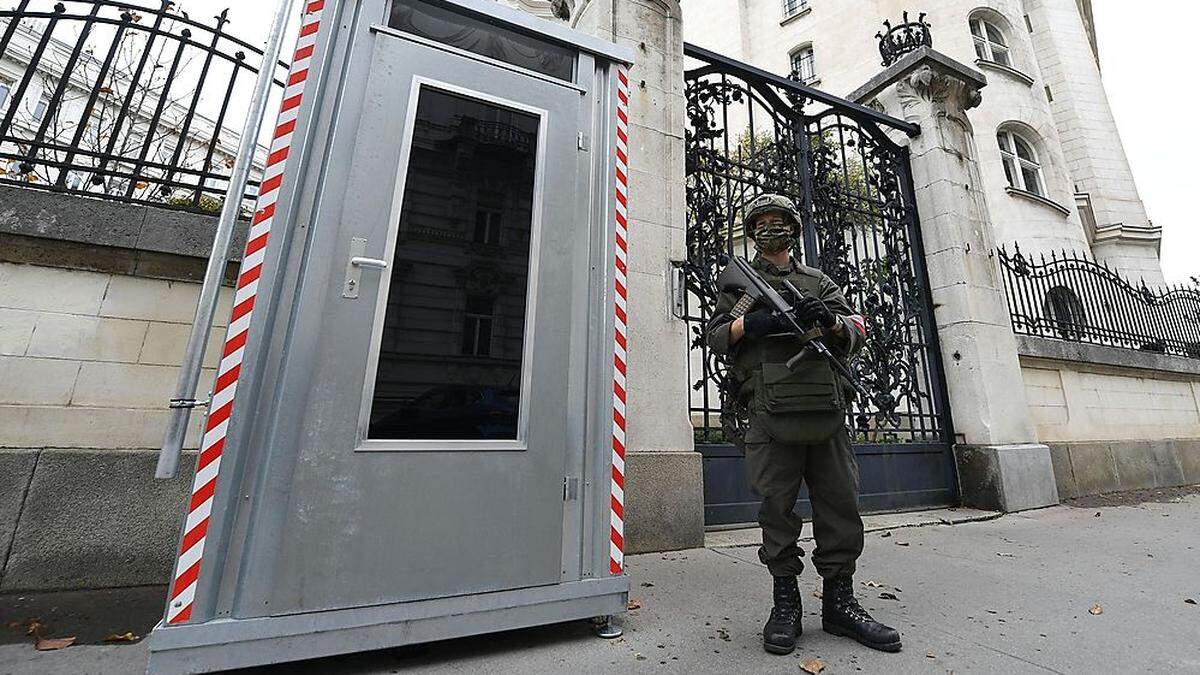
[
  {"xmin": 794, "ymin": 297, "xmax": 836, "ymax": 330},
  {"xmin": 741, "ymin": 308, "xmax": 786, "ymax": 337}
]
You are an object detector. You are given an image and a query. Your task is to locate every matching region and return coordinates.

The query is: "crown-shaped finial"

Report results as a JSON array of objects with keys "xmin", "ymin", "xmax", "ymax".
[{"xmin": 875, "ymin": 11, "xmax": 932, "ymax": 67}]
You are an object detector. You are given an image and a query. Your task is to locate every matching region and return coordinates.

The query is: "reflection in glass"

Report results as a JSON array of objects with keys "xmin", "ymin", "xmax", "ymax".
[
  {"xmin": 389, "ymin": 0, "xmax": 575, "ymax": 81},
  {"xmin": 368, "ymin": 87, "xmax": 539, "ymax": 440}
]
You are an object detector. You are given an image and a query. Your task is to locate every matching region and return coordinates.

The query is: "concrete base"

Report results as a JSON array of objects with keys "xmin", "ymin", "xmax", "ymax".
[
  {"xmin": 0, "ymin": 448, "xmax": 191, "ymax": 591},
  {"xmin": 624, "ymin": 450, "xmax": 705, "ymax": 554},
  {"xmin": 954, "ymin": 443, "xmax": 1060, "ymax": 512},
  {"xmin": 1048, "ymin": 439, "xmax": 1200, "ymax": 500}
]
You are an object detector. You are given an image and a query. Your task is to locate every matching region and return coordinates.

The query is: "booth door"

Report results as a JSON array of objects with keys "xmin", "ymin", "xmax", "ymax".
[{"xmin": 262, "ymin": 25, "xmax": 588, "ymax": 613}]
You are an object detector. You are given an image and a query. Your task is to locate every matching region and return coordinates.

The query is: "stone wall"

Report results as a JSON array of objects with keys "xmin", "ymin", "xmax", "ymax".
[
  {"xmin": 0, "ymin": 186, "xmax": 242, "ymax": 591},
  {"xmin": 1017, "ymin": 335, "xmax": 1200, "ymax": 498},
  {"xmin": 0, "ymin": 262, "xmax": 228, "ymax": 449}
]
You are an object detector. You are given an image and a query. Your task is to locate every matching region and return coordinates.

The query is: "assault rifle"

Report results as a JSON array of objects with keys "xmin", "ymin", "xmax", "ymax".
[{"xmin": 716, "ymin": 255, "xmax": 869, "ymax": 400}]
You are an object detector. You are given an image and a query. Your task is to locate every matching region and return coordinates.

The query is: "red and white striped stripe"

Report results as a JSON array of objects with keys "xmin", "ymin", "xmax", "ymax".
[
  {"xmin": 609, "ymin": 67, "xmax": 630, "ymax": 576},
  {"xmin": 166, "ymin": 0, "xmax": 326, "ymax": 625}
]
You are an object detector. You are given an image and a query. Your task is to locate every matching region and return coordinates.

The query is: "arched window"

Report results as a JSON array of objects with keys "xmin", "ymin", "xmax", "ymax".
[
  {"xmin": 790, "ymin": 45, "xmax": 816, "ymax": 84},
  {"xmin": 970, "ymin": 16, "xmax": 1010, "ymax": 67},
  {"xmin": 1044, "ymin": 286, "xmax": 1086, "ymax": 339},
  {"xmin": 997, "ymin": 128, "xmax": 1045, "ymax": 196}
]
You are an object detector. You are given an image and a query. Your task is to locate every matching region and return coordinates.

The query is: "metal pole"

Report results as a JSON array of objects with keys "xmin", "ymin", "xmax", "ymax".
[{"xmin": 156, "ymin": 0, "xmax": 301, "ymax": 479}]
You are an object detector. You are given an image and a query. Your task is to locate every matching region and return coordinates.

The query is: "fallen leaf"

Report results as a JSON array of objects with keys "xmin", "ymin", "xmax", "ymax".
[
  {"xmin": 996, "ymin": 552, "xmax": 1015, "ymax": 558},
  {"xmin": 640, "ymin": 582, "xmax": 654, "ymax": 587},
  {"xmin": 717, "ymin": 627, "xmax": 730, "ymax": 641},
  {"xmin": 35, "ymin": 636, "xmax": 75, "ymax": 651},
  {"xmin": 1094, "ymin": 511, "xmax": 1101, "ymax": 517},
  {"xmin": 1088, "ymin": 603, "xmax": 1103, "ymax": 615},
  {"xmin": 812, "ymin": 590, "xmax": 823, "ymax": 599},
  {"xmin": 25, "ymin": 619, "xmax": 45, "ymax": 637},
  {"xmin": 926, "ymin": 650, "xmax": 937, "ymax": 658},
  {"xmin": 879, "ymin": 592, "xmax": 899, "ymax": 601},
  {"xmin": 1185, "ymin": 598, "xmax": 1197, "ymax": 605},
  {"xmin": 880, "ymin": 530, "xmax": 892, "ymax": 538},
  {"xmin": 627, "ymin": 599, "xmax": 642, "ymax": 611},
  {"xmin": 800, "ymin": 657, "xmax": 825, "ymax": 674},
  {"xmin": 895, "ymin": 541, "xmax": 910, "ymax": 547},
  {"xmin": 103, "ymin": 632, "xmax": 139, "ymax": 643},
  {"xmin": 634, "ymin": 652, "xmax": 646, "ymax": 660},
  {"xmin": 862, "ymin": 580, "xmax": 885, "ymax": 588}
]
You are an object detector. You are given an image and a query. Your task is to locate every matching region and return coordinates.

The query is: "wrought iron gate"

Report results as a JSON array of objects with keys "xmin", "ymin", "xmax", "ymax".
[{"xmin": 682, "ymin": 44, "xmax": 957, "ymax": 525}]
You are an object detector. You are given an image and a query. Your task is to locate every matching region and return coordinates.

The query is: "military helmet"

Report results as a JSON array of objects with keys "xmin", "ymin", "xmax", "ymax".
[{"xmin": 741, "ymin": 193, "xmax": 802, "ymax": 237}]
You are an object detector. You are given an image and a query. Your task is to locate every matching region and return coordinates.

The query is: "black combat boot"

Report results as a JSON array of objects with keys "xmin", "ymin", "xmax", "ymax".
[
  {"xmin": 822, "ymin": 574, "xmax": 902, "ymax": 652},
  {"xmin": 762, "ymin": 575, "xmax": 803, "ymax": 654}
]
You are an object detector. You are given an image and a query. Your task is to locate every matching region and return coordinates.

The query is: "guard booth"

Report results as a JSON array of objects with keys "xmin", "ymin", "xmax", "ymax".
[{"xmin": 146, "ymin": 0, "xmax": 633, "ymax": 672}]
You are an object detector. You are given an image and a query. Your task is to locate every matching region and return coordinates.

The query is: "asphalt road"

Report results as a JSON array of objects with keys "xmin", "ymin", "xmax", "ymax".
[{"xmin": 3, "ymin": 487, "xmax": 1198, "ymax": 674}]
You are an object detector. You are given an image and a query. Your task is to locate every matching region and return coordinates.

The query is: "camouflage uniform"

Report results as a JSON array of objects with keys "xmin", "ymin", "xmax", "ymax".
[{"xmin": 705, "ymin": 196, "xmax": 868, "ymax": 579}]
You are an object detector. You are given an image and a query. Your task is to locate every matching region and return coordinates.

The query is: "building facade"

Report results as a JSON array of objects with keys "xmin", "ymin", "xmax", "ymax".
[{"xmin": 682, "ymin": 0, "xmax": 1166, "ymax": 284}]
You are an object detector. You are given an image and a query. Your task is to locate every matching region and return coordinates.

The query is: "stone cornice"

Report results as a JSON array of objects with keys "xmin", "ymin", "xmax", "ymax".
[{"xmin": 848, "ymin": 46, "xmax": 987, "ymax": 107}]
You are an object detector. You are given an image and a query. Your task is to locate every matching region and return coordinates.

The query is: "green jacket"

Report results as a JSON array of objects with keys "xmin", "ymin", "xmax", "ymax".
[{"xmin": 705, "ymin": 255, "xmax": 866, "ymax": 442}]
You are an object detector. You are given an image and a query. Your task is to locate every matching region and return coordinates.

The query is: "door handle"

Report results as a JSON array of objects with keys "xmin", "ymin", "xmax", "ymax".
[
  {"xmin": 350, "ymin": 256, "xmax": 389, "ymax": 270},
  {"xmin": 343, "ymin": 238, "xmax": 389, "ymax": 299}
]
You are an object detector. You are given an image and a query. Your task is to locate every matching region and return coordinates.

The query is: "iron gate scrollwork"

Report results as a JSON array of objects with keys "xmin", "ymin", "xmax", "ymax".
[{"xmin": 682, "ymin": 44, "xmax": 955, "ymax": 519}]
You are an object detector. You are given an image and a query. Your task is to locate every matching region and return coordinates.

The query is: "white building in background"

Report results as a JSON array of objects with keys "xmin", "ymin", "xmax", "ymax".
[{"xmin": 683, "ymin": 0, "xmax": 1166, "ymax": 285}]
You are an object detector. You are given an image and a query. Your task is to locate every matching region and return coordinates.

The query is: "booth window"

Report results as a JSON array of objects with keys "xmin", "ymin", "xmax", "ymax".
[
  {"xmin": 389, "ymin": 0, "xmax": 575, "ymax": 81},
  {"xmin": 367, "ymin": 86, "xmax": 538, "ymax": 441}
]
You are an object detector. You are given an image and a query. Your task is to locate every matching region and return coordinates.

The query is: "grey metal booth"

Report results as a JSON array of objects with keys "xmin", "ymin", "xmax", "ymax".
[{"xmin": 146, "ymin": 1, "xmax": 633, "ymax": 671}]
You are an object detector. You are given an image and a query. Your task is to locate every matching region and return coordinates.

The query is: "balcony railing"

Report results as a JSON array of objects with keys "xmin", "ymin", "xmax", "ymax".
[
  {"xmin": 998, "ymin": 244, "xmax": 1200, "ymax": 358},
  {"xmin": 0, "ymin": 0, "xmax": 288, "ymax": 214}
]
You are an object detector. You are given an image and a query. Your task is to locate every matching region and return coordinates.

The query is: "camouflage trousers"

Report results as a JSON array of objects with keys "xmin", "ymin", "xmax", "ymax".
[{"xmin": 743, "ymin": 419, "xmax": 864, "ymax": 578}]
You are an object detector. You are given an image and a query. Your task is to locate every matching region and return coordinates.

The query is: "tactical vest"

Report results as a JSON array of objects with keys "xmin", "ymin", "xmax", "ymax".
[{"xmin": 729, "ymin": 259, "xmax": 847, "ymax": 443}]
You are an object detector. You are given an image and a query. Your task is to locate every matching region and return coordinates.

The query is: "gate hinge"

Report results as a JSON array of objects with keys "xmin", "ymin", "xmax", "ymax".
[{"xmin": 563, "ymin": 476, "xmax": 579, "ymax": 501}]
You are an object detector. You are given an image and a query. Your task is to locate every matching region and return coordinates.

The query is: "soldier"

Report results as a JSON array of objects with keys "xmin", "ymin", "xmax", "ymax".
[{"xmin": 706, "ymin": 193, "xmax": 901, "ymax": 655}]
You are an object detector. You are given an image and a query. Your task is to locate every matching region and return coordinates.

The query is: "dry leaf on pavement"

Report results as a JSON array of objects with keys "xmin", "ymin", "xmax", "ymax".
[
  {"xmin": 996, "ymin": 552, "xmax": 1015, "ymax": 558},
  {"xmin": 103, "ymin": 632, "xmax": 139, "ymax": 643},
  {"xmin": 895, "ymin": 541, "xmax": 910, "ymax": 547},
  {"xmin": 879, "ymin": 592, "xmax": 899, "ymax": 601},
  {"xmin": 1185, "ymin": 598, "xmax": 1196, "ymax": 605},
  {"xmin": 862, "ymin": 580, "xmax": 885, "ymax": 588},
  {"xmin": 627, "ymin": 599, "xmax": 642, "ymax": 610},
  {"xmin": 24, "ymin": 619, "xmax": 45, "ymax": 637},
  {"xmin": 880, "ymin": 531, "xmax": 892, "ymax": 538},
  {"xmin": 1088, "ymin": 603, "xmax": 1103, "ymax": 615},
  {"xmin": 926, "ymin": 650, "xmax": 937, "ymax": 658},
  {"xmin": 801, "ymin": 657, "xmax": 825, "ymax": 674},
  {"xmin": 34, "ymin": 636, "xmax": 75, "ymax": 651},
  {"xmin": 812, "ymin": 590, "xmax": 823, "ymax": 599}
]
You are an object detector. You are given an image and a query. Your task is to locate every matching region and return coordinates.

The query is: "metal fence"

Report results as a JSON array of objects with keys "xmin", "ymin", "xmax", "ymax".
[
  {"xmin": 0, "ymin": 0, "xmax": 288, "ymax": 214},
  {"xmin": 998, "ymin": 244, "xmax": 1200, "ymax": 358}
]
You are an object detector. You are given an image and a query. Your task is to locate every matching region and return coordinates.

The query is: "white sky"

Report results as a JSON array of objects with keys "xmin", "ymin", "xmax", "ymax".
[
  {"xmin": 89, "ymin": 1, "xmax": 1200, "ymax": 284},
  {"xmin": 1091, "ymin": 2, "xmax": 1198, "ymax": 284}
]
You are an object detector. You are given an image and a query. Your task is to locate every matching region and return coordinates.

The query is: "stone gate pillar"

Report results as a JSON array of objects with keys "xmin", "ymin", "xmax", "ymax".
[
  {"xmin": 851, "ymin": 47, "xmax": 1059, "ymax": 512},
  {"xmin": 572, "ymin": 0, "xmax": 704, "ymax": 550}
]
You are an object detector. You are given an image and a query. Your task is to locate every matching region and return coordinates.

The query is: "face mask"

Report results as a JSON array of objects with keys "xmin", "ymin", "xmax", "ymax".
[{"xmin": 753, "ymin": 218, "xmax": 794, "ymax": 254}]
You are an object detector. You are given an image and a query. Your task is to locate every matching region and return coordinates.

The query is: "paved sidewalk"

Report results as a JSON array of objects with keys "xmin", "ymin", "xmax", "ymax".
[{"xmin": 3, "ymin": 489, "xmax": 1198, "ymax": 674}]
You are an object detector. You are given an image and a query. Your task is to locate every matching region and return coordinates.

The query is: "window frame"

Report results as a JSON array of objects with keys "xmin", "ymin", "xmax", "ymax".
[
  {"xmin": 789, "ymin": 44, "xmax": 817, "ymax": 85},
  {"xmin": 31, "ymin": 94, "xmax": 51, "ymax": 123},
  {"xmin": 997, "ymin": 128, "xmax": 1046, "ymax": 197},
  {"xmin": 970, "ymin": 16, "xmax": 1011, "ymax": 67},
  {"xmin": 781, "ymin": 0, "xmax": 809, "ymax": 20}
]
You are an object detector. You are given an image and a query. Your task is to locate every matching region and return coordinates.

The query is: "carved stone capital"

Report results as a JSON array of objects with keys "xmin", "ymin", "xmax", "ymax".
[{"xmin": 896, "ymin": 64, "xmax": 983, "ymax": 122}]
